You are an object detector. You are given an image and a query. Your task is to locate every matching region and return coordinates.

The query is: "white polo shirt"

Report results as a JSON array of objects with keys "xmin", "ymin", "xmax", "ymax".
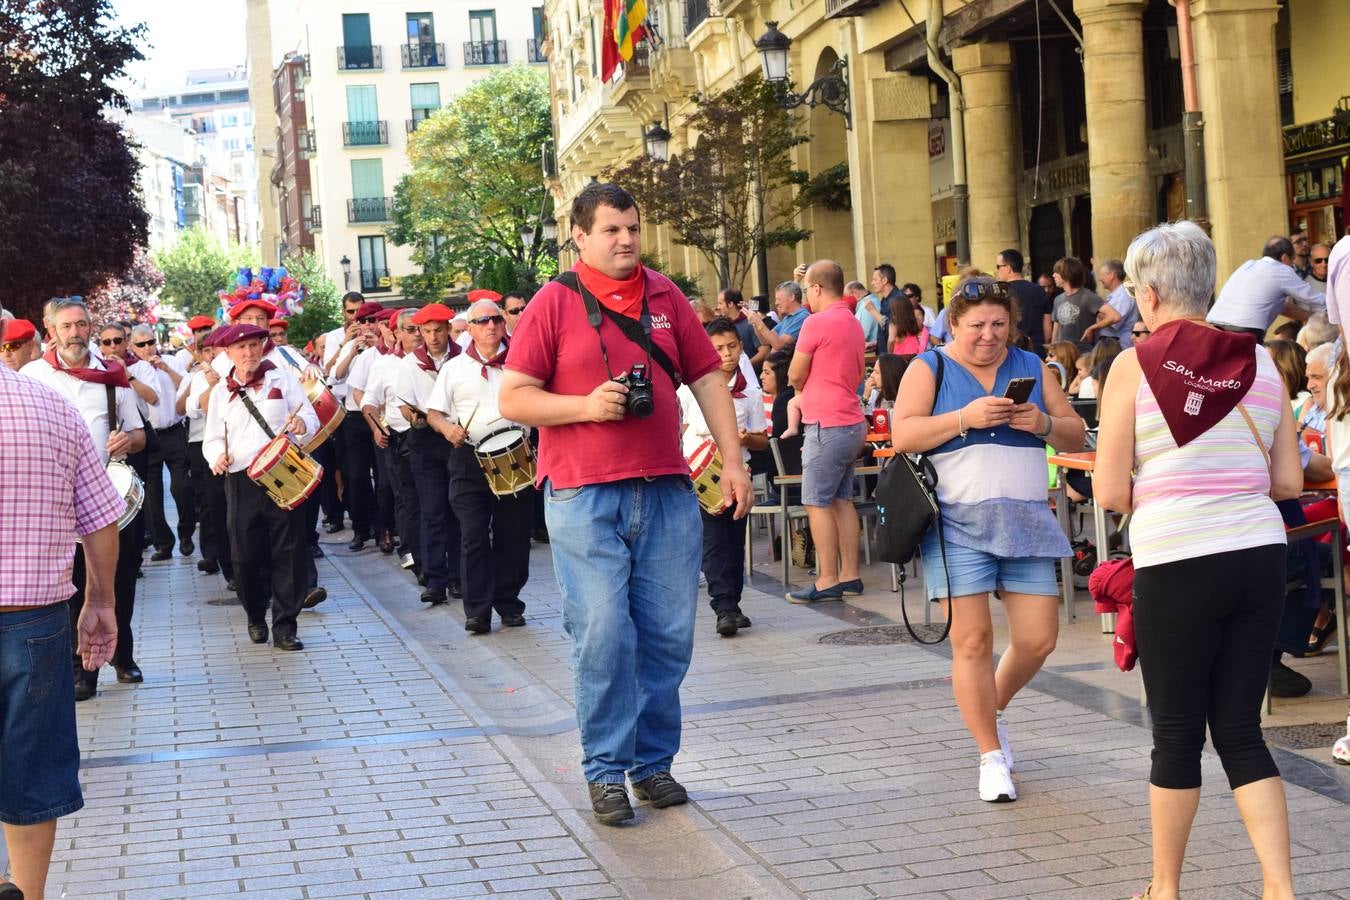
[
  {"xmin": 344, "ymin": 346, "xmax": 380, "ymax": 412},
  {"xmin": 394, "ymin": 348, "xmax": 456, "ymax": 414},
  {"xmin": 426, "ymin": 346, "xmax": 521, "ymax": 445},
  {"xmin": 361, "ymin": 352, "xmax": 410, "ymax": 433}
]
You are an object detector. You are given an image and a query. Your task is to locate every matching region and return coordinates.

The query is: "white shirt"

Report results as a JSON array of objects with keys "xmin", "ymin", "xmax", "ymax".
[
  {"xmin": 677, "ymin": 371, "xmax": 765, "ymax": 463},
  {"xmin": 362, "ymin": 353, "xmax": 410, "ymax": 433},
  {"xmin": 201, "ymin": 365, "xmax": 320, "ymax": 474},
  {"xmin": 426, "ymin": 345, "xmax": 520, "ymax": 445},
  {"xmin": 321, "ymin": 324, "xmax": 351, "ymax": 400},
  {"xmin": 212, "ymin": 342, "xmax": 309, "ymax": 378},
  {"xmin": 1207, "ymin": 256, "xmax": 1327, "ymax": 331},
  {"xmin": 168, "ymin": 348, "xmax": 193, "ymax": 376},
  {"xmin": 395, "ymin": 348, "xmax": 456, "ymax": 413},
  {"xmin": 144, "ymin": 363, "xmax": 183, "ymax": 429},
  {"xmin": 455, "ymin": 332, "xmax": 472, "ymax": 350},
  {"xmin": 20, "ymin": 354, "xmax": 144, "ymax": 465},
  {"xmin": 344, "ymin": 347, "xmax": 379, "ymax": 411},
  {"xmin": 182, "ymin": 366, "xmax": 214, "ymax": 443}
]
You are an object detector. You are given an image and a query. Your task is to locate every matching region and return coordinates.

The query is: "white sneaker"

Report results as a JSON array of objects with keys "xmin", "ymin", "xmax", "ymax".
[
  {"xmin": 979, "ymin": 750, "xmax": 1017, "ymax": 803},
  {"xmin": 995, "ymin": 711, "xmax": 1014, "ymax": 772},
  {"xmin": 400, "ymin": 553, "xmax": 415, "ymax": 569},
  {"xmin": 1333, "ymin": 714, "xmax": 1350, "ymax": 765}
]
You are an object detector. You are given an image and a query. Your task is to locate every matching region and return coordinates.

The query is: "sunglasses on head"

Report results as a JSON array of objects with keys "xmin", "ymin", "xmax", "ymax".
[
  {"xmin": 957, "ymin": 281, "xmax": 1011, "ymax": 301},
  {"xmin": 469, "ymin": 315, "xmax": 504, "ymax": 326}
]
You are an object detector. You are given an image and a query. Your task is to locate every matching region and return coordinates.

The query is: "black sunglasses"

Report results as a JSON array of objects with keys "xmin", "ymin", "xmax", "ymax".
[
  {"xmin": 99, "ymin": 337, "xmax": 125, "ymax": 346},
  {"xmin": 357, "ymin": 316, "xmax": 378, "ymax": 324},
  {"xmin": 469, "ymin": 315, "xmax": 505, "ymax": 326},
  {"xmin": 504, "ymin": 307, "xmax": 525, "ymax": 315},
  {"xmin": 1312, "ymin": 256, "xmax": 1329, "ymax": 264},
  {"xmin": 133, "ymin": 339, "xmax": 156, "ymax": 348},
  {"xmin": 957, "ymin": 281, "xmax": 1011, "ymax": 301},
  {"xmin": 400, "ymin": 325, "xmax": 419, "ymax": 334},
  {"xmin": 1132, "ymin": 329, "xmax": 1150, "ymax": 337}
]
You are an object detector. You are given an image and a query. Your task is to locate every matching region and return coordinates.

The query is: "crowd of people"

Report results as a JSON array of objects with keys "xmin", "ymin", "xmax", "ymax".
[{"xmin": 1, "ymin": 179, "xmax": 1347, "ymax": 900}]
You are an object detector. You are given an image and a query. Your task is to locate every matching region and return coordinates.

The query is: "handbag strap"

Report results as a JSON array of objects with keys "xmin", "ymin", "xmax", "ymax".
[
  {"xmin": 1236, "ymin": 402, "xmax": 1271, "ymax": 468},
  {"xmin": 898, "ymin": 350, "xmax": 954, "ymax": 645}
]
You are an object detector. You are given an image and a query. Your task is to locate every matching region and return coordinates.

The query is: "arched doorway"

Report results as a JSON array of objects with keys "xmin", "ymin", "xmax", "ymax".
[
  {"xmin": 804, "ymin": 48, "xmax": 855, "ymax": 277},
  {"xmin": 1070, "ymin": 196, "xmax": 1093, "ymax": 264},
  {"xmin": 1029, "ymin": 203, "xmax": 1065, "ymax": 280}
]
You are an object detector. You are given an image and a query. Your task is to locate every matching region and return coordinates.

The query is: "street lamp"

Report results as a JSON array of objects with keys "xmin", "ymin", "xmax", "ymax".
[
  {"xmin": 754, "ymin": 22, "xmax": 852, "ymax": 129},
  {"xmin": 542, "ymin": 215, "xmax": 557, "ymax": 242},
  {"xmin": 643, "ymin": 121, "xmax": 671, "ymax": 161},
  {"xmin": 339, "ymin": 254, "xmax": 351, "ymax": 290},
  {"xmin": 519, "ymin": 221, "xmax": 536, "ymax": 247}
]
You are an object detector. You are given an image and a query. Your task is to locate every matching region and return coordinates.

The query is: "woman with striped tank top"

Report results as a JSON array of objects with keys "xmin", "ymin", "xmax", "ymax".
[{"xmin": 1096, "ymin": 222, "xmax": 1302, "ymax": 900}]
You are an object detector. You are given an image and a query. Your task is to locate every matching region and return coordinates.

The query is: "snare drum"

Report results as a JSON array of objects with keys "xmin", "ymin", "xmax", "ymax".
[
  {"xmin": 473, "ymin": 428, "xmax": 536, "ymax": 497},
  {"xmin": 687, "ymin": 440, "xmax": 725, "ymax": 516},
  {"xmin": 301, "ymin": 375, "xmax": 345, "ymax": 452},
  {"xmin": 247, "ymin": 436, "xmax": 324, "ymax": 510},
  {"xmin": 78, "ymin": 459, "xmax": 144, "ymax": 542}
]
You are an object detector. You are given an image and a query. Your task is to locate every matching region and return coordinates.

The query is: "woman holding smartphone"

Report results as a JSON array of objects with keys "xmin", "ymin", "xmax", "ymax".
[{"xmin": 892, "ymin": 275, "xmax": 1085, "ymax": 803}]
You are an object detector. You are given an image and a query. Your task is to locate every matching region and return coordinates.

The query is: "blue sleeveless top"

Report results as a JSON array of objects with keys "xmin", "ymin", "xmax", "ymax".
[{"xmin": 919, "ymin": 347, "xmax": 1070, "ymax": 559}]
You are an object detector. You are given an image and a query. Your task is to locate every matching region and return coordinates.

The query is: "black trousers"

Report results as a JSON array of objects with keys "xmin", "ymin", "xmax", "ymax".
[
  {"xmin": 146, "ymin": 422, "xmax": 196, "ymax": 553},
  {"xmin": 1134, "ymin": 544, "xmax": 1285, "ymax": 791},
  {"xmin": 409, "ymin": 429, "xmax": 460, "ymax": 590},
  {"xmin": 372, "ymin": 432, "xmax": 397, "ymax": 537},
  {"xmin": 188, "ymin": 440, "xmax": 233, "ymax": 579},
  {"xmin": 225, "ymin": 472, "xmax": 307, "ymax": 639},
  {"xmin": 68, "ymin": 501, "xmax": 143, "ymax": 685},
  {"xmin": 314, "ymin": 431, "xmax": 344, "ymax": 526},
  {"xmin": 339, "ymin": 414, "xmax": 376, "ymax": 538},
  {"xmin": 448, "ymin": 446, "xmax": 531, "ymax": 621},
  {"xmin": 701, "ymin": 508, "xmax": 748, "ymax": 614},
  {"xmin": 389, "ymin": 430, "xmax": 420, "ymax": 561}
]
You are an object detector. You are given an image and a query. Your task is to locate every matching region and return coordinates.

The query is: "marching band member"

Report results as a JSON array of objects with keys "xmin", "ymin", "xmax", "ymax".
[
  {"xmin": 397, "ymin": 303, "xmax": 463, "ymax": 605},
  {"xmin": 318, "ymin": 292, "xmax": 369, "ymax": 533},
  {"xmin": 427, "ymin": 299, "xmax": 532, "ymax": 634},
  {"xmin": 679, "ymin": 317, "xmax": 768, "ymax": 637},
  {"xmin": 331, "ymin": 301, "xmax": 385, "ymax": 551},
  {"xmin": 182, "ymin": 329, "xmax": 234, "ymax": 585},
  {"xmin": 269, "ymin": 317, "xmax": 290, "ymax": 347},
  {"xmin": 362, "ymin": 308, "xmax": 423, "ymax": 570},
  {"xmin": 130, "ymin": 323, "xmax": 196, "ymax": 562},
  {"xmin": 21, "ymin": 296, "xmax": 148, "ymax": 700},
  {"xmin": 202, "ymin": 324, "xmax": 319, "ymax": 650},
  {"xmin": 0, "ymin": 317, "xmax": 39, "ymax": 370}
]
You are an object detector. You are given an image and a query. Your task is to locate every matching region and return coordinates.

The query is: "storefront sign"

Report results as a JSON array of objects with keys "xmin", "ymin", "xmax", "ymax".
[
  {"xmin": 1283, "ymin": 117, "xmax": 1350, "ymax": 161},
  {"xmin": 1022, "ymin": 154, "xmax": 1089, "ymax": 202},
  {"xmin": 1290, "ymin": 162, "xmax": 1344, "ymax": 205}
]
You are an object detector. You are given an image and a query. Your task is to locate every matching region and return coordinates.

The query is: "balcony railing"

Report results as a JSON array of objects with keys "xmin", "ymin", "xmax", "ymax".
[
  {"xmin": 401, "ymin": 42, "xmax": 446, "ymax": 68},
  {"xmin": 308, "ymin": 206, "xmax": 322, "ymax": 230},
  {"xmin": 360, "ymin": 268, "xmax": 392, "ymax": 293},
  {"xmin": 406, "ymin": 118, "xmax": 427, "ymax": 134},
  {"xmin": 337, "ymin": 45, "xmax": 382, "ymax": 70},
  {"xmin": 342, "ymin": 121, "xmax": 388, "ymax": 147},
  {"xmin": 527, "ymin": 38, "xmax": 546, "ymax": 64},
  {"xmin": 463, "ymin": 40, "xmax": 507, "ymax": 66},
  {"xmin": 348, "ymin": 197, "xmax": 393, "ymax": 224},
  {"xmin": 297, "ymin": 129, "xmax": 316, "ymax": 157},
  {"xmin": 685, "ymin": 0, "xmax": 711, "ymax": 34}
]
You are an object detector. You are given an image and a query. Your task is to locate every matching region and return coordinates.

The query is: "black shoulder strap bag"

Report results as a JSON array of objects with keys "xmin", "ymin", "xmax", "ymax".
[
  {"xmin": 555, "ymin": 271, "xmax": 681, "ymax": 387},
  {"xmin": 873, "ymin": 352, "xmax": 953, "ymax": 644}
]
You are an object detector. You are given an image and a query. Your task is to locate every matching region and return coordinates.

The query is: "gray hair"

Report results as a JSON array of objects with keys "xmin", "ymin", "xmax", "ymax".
[
  {"xmin": 1300, "ymin": 311, "xmax": 1337, "ymax": 349},
  {"xmin": 98, "ymin": 321, "xmax": 126, "ymax": 336},
  {"xmin": 468, "ymin": 299, "xmax": 502, "ymax": 319},
  {"xmin": 130, "ymin": 324, "xmax": 155, "ymax": 341},
  {"xmin": 1123, "ymin": 221, "xmax": 1215, "ymax": 317},
  {"xmin": 396, "ymin": 308, "xmax": 417, "ymax": 327},
  {"xmin": 1306, "ymin": 341, "xmax": 1335, "ymax": 372},
  {"xmin": 1099, "ymin": 259, "xmax": 1125, "ymax": 281},
  {"xmin": 775, "ymin": 281, "xmax": 802, "ymax": 304}
]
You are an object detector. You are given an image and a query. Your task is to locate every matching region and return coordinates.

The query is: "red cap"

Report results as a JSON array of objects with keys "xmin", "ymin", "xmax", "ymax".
[
  {"xmin": 410, "ymin": 304, "xmax": 454, "ymax": 325},
  {"xmin": 1, "ymin": 318, "xmax": 37, "ymax": 344},
  {"xmin": 353, "ymin": 301, "xmax": 384, "ymax": 320},
  {"xmin": 466, "ymin": 289, "xmax": 502, "ymax": 304},
  {"xmin": 375, "ymin": 307, "xmax": 399, "ymax": 323},
  {"xmin": 187, "ymin": 315, "xmax": 216, "ymax": 331},
  {"xmin": 215, "ymin": 323, "xmax": 269, "ymax": 347},
  {"xmin": 268, "ymin": 317, "xmax": 289, "ymax": 330},
  {"xmin": 229, "ymin": 298, "xmax": 279, "ymax": 320}
]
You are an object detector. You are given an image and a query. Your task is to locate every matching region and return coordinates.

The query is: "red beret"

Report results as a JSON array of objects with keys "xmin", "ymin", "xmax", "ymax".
[
  {"xmin": 1, "ymin": 318, "xmax": 37, "ymax": 343},
  {"xmin": 187, "ymin": 315, "xmax": 217, "ymax": 331},
  {"xmin": 466, "ymin": 289, "xmax": 502, "ymax": 304},
  {"xmin": 268, "ymin": 318, "xmax": 289, "ymax": 330},
  {"xmin": 215, "ymin": 323, "xmax": 269, "ymax": 347},
  {"xmin": 410, "ymin": 304, "xmax": 453, "ymax": 325},
  {"xmin": 375, "ymin": 307, "xmax": 399, "ymax": 323},
  {"xmin": 353, "ymin": 301, "xmax": 384, "ymax": 320},
  {"xmin": 229, "ymin": 298, "xmax": 279, "ymax": 320}
]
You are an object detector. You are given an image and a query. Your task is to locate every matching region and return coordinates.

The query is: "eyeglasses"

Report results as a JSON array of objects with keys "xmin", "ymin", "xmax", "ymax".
[
  {"xmin": 957, "ymin": 281, "xmax": 1011, "ymax": 301},
  {"xmin": 902, "ymin": 292, "xmax": 917, "ymax": 300},
  {"xmin": 994, "ymin": 262, "xmax": 1010, "ymax": 271},
  {"xmin": 504, "ymin": 307, "xmax": 525, "ymax": 316},
  {"xmin": 1313, "ymin": 256, "xmax": 1329, "ymax": 264},
  {"xmin": 1124, "ymin": 280, "xmax": 1149, "ymax": 301},
  {"xmin": 400, "ymin": 326, "xmax": 419, "ymax": 334},
  {"xmin": 99, "ymin": 337, "xmax": 125, "ymax": 346},
  {"xmin": 1, "ymin": 341, "xmax": 27, "ymax": 353},
  {"xmin": 1132, "ymin": 329, "xmax": 1150, "ymax": 337},
  {"xmin": 357, "ymin": 316, "xmax": 378, "ymax": 324},
  {"xmin": 468, "ymin": 315, "xmax": 505, "ymax": 326},
  {"xmin": 133, "ymin": 339, "xmax": 156, "ymax": 348}
]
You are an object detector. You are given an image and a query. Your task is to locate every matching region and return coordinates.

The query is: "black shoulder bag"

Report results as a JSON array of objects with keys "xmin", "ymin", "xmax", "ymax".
[
  {"xmin": 555, "ymin": 271, "xmax": 681, "ymax": 387},
  {"xmin": 873, "ymin": 351, "xmax": 953, "ymax": 644}
]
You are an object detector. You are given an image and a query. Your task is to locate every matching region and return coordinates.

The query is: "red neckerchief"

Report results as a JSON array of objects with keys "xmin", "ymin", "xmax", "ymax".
[
  {"xmin": 413, "ymin": 344, "xmax": 457, "ymax": 374},
  {"xmin": 122, "ymin": 350, "xmax": 138, "ymax": 367},
  {"xmin": 226, "ymin": 360, "xmax": 277, "ymax": 400},
  {"xmin": 42, "ymin": 348, "xmax": 130, "ymax": 388},
  {"xmin": 728, "ymin": 367, "xmax": 747, "ymax": 399},
  {"xmin": 1134, "ymin": 319, "xmax": 1257, "ymax": 448},
  {"xmin": 575, "ymin": 261, "xmax": 645, "ymax": 320},
  {"xmin": 466, "ymin": 338, "xmax": 508, "ymax": 380}
]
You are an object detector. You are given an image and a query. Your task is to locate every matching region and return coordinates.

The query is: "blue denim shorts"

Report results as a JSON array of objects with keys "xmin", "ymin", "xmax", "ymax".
[
  {"xmin": 0, "ymin": 604, "xmax": 84, "ymax": 825},
  {"xmin": 919, "ymin": 533, "xmax": 1059, "ymax": 600},
  {"xmin": 801, "ymin": 422, "xmax": 867, "ymax": 507}
]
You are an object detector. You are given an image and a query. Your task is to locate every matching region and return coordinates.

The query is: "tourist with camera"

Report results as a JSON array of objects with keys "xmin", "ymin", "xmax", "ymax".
[{"xmin": 500, "ymin": 182, "xmax": 752, "ymax": 827}]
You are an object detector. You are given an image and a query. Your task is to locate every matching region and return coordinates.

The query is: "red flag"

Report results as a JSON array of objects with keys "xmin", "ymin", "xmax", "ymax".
[{"xmin": 601, "ymin": 0, "xmax": 621, "ymax": 82}]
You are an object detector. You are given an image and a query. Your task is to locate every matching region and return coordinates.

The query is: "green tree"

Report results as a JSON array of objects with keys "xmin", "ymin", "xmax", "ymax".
[
  {"xmin": 389, "ymin": 67, "xmax": 554, "ymax": 291},
  {"xmin": 155, "ymin": 227, "xmax": 256, "ymax": 318},
  {"xmin": 281, "ymin": 251, "xmax": 340, "ymax": 347}
]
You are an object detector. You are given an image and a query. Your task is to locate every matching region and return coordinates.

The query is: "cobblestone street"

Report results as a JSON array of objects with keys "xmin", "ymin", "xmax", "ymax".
[{"xmin": 15, "ymin": 530, "xmax": 1350, "ymax": 899}]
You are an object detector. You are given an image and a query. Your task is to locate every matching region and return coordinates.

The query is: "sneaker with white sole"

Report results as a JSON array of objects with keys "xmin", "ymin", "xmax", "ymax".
[
  {"xmin": 978, "ymin": 750, "xmax": 1016, "ymax": 802},
  {"xmin": 995, "ymin": 711, "xmax": 1014, "ymax": 772}
]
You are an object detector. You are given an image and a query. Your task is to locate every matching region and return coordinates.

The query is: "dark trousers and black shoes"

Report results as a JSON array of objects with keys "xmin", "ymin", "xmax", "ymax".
[
  {"xmin": 448, "ymin": 446, "xmax": 531, "ymax": 631},
  {"xmin": 409, "ymin": 431, "xmax": 461, "ymax": 601},
  {"xmin": 189, "ymin": 441, "xmax": 233, "ymax": 580},
  {"xmin": 1133, "ymin": 544, "xmax": 1285, "ymax": 790},
  {"xmin": 372, "ymin": 436, "xmax": 398, "ymax": 545},
  {"xmin": 225, "ymin": 473, "xmax": 308, "ymax": 647},
  {"xmin": 68, "ymin": 512, "xmax": 144, "ymax": 697},
  {"xmin": 339, "ymin": 415, "xmax": 376, "ymax": 542},
  {"xmin": 314, "ymin": 437, "xmax": 345, "ymax": 529},
  {"xmin": 701, "ymin": 509, "xmax": 750, "ymax": 636},
  {"xmin": 145, "ymin": 421, "xmax": 196, "ymax": 556},
  {"xmin": 390, "ymin": 431, "xmax": 421, "ymax": 564}
]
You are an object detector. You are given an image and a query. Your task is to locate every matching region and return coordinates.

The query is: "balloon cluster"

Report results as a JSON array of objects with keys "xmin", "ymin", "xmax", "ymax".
[
  {"xmin": 143, "ymin": 297, "xmax": 163, "ymax": 325},
  {"xmin": 216, "ymin": 267, "xmax": 306, "ymax": 321}
]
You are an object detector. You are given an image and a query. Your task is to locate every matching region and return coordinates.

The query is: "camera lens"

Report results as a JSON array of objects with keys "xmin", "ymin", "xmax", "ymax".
[{"xmin": 628, "ymin": 390, "xmax": 654, "ymax": 419}]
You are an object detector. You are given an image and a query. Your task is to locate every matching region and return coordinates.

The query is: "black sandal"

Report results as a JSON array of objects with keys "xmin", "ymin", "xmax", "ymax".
[{"xmin": 1308, "ymin": 615, "xmax": 1338, "ymax": 655}]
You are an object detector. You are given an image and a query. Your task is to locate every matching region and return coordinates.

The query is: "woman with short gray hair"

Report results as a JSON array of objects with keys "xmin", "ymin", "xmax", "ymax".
[{"xmin": 1095, "ymin": 221, "xmax": 1300, "ymax": 900}]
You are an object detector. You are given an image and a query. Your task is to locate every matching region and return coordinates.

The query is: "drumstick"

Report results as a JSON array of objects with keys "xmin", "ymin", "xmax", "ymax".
[
  {"xmin": 460, "ymin": 402, "xmax": 480, "ymax": 434},
  {"xmin": 222, "ymin": 421, "xmax": 230, "ymax": 462},
  {"xmin": 398, "ymin": 396, "xmax": 427, "ymax": 417},
  {"xmin": 278, "ymin": 400, "xmax": 305, "ymax": 440}
]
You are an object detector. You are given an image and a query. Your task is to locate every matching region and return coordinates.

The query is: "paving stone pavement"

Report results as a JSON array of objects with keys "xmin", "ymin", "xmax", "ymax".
[{"xmin": 14, "ymin": 528, "xmax": 1350, "ymax": 899}]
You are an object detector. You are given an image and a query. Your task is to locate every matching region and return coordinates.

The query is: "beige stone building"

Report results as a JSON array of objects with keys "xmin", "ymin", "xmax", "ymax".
[{"xmin": 546, "ymin": 0, "xmax": 1347, "ymax": 301}]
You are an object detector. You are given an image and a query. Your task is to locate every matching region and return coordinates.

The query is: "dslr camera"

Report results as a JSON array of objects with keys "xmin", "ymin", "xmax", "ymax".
[{"xmin": 613, "ymin": 363, "xmax": 654, "ymax": 419}]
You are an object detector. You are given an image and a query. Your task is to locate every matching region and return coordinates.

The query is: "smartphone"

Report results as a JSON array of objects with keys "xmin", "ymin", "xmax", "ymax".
[{"xmin": 1003, "ymin": 377, "xmax": 1036, "ymax": 404}]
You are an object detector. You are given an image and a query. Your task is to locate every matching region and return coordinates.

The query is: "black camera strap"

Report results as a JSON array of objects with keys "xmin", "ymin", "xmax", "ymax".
[{"xmin": 555, "ymin": 271, "xmax": 680, "ymax": 387}]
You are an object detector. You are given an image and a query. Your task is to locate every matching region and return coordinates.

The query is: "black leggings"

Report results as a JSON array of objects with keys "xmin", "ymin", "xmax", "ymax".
[{"xmin": 1133, "ymin": 544, "xmax": 1285, "ymax": 791}]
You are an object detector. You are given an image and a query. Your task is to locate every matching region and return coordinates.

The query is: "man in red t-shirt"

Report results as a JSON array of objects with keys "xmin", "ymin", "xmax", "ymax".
[
  {"xmin": 787, "ymin": 260, "xmax": 867, "ymax": 603},
  {"xmin": 500, "ymin": 183, "xmax": 751, "ymax": 826}
]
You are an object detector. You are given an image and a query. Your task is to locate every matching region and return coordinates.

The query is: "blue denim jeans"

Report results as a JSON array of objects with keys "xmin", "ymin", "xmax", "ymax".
[{"xmin": 545, "ymin": 475, "xmax": 701, "ymax": 784}]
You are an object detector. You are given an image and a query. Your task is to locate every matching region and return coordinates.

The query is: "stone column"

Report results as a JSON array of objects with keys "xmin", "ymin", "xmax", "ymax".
[
  {"xmin": 246, "ymin": 0, "xmax": 282, "ymax": 264},
  {"xmin": 952, "ymin": 42, "xmax": 1020, "ymax": 270},
  {"xmin": 1075, "ymin": 0, "xmax": 1153, "ymax": 262},
  {"xmin": 1189, "ymin": 0, "xmax": 1285, "ymax": 286}
]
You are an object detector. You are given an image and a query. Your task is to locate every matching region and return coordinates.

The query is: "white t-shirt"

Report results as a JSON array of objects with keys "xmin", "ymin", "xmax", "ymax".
[{"xmin": 677, "ymin": 371, "xmax": 766, "ymax": 464}]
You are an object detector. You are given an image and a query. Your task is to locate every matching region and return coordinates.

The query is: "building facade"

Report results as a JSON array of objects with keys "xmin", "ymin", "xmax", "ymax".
[
  {"xmin": 547, "ymin": 0, "xmax": 1347, "ymax": 301},
  {"xmin": 291, "ymin": 0, "xmax": 547, "ymax": 298},
  {"xmin": 273, "ymin": 55, "xmax": 317, "ymax": 259}
]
